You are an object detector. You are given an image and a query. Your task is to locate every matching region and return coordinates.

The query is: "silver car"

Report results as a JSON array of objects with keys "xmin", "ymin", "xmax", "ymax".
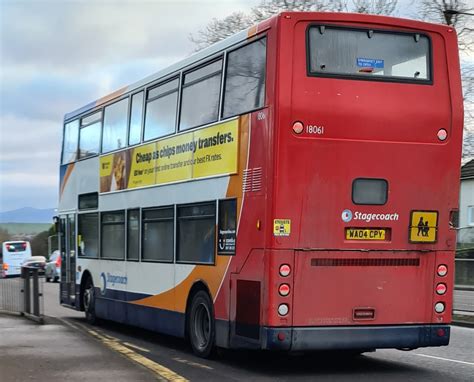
[{"xmin": 45, "ymin": 251, "xmax": 61, "ymax": 282}]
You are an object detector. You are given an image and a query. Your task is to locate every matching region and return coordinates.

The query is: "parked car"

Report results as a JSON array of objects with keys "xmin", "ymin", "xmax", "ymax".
[
  {"xmin": 45, "ymin": 251, "xmax": 61, "ymax": 282},
  {"xmin": 21, "ymin": 256, "xmax": 47, "ymax": 275}
]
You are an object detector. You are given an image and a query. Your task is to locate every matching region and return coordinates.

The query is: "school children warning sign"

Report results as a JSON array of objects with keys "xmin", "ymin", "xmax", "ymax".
[{"xmin": 100, "ymin": 119, "xmax": 239, "ymax": 193}]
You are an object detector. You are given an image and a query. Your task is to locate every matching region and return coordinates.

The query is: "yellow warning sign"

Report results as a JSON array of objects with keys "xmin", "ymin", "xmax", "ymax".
[
  {"xmin": 274, "ymin": 219, "xmax": 291, "ymax": 237},
  {"xmin": 409, "ymin": 211, "xmax": 438, "ymax": 243}
]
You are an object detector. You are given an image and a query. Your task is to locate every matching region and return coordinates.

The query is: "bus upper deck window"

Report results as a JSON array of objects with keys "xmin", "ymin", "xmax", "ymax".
[
  {"xmin": 144, "ymin": 78, "xmax": 179, "ymax": 141},
  {"xmin": 352, "ymin": 178, "xmax": 388, "ymax": 205},
  {"xmin": 179, "ymin": 60, "xmax": 223, "ymax": 131},
  {"xmin": 308, "ymin": 26, "xmax": 431, "ymax": 83},
  {"xmin": 102, "ymin": 98, "xmax": 128, "ymax": 153},
  {"xmin": 79, "ymin": 111, "xmax": 102, "ymax": 159},
  {"xmin": 61, "ymin": 120, "xmax": 79, "ymax": 165}
]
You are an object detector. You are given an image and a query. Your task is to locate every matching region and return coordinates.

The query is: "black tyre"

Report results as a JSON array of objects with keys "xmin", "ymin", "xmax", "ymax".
[
  {"xmin": 83, "ymin": 276, "xmax": 97, "ymax": 324},
  {"xmin": 188, "ymin": 291, "xmax": 215, "ymax": 358}
]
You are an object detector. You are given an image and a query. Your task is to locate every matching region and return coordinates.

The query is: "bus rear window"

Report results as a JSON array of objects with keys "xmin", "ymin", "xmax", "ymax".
[
  {"xmin": 308, "ymin": 26, "xmax": 431, "ymax": 82},
  {"xmin": 6, "ymin": 242, "xmax": 28, "ymax": 252}
]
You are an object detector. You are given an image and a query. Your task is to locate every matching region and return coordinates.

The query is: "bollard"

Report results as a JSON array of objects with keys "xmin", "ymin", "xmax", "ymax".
[
  {"xmin": 32, "ymin": 269, "xmax": 40, "ymax": 317},
  {"xmin": 22, "ymin": 267, "xmax": 31, "ymax": 315}
]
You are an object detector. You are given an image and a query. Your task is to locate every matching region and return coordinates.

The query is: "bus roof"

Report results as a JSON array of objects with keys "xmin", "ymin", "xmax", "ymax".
[{"xmin": 64, "ymin": 11, "xmax": 450, "ymax": 122}]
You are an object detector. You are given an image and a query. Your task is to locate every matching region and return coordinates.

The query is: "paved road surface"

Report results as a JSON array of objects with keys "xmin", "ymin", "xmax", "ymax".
[
  {"xmin": 454, "ymin": 289, "xmax": 474, "ymax": 313},
  {"xmin": 41, "ymin": 281, "xmax": 474, "ymax": 382}
]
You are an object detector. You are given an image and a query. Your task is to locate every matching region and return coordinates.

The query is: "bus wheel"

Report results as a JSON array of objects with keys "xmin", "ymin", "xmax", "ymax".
[
  {"xmin": 83, "ymin": 276, "xmax": 97, "ymax": 324},
  {"xmin": 188, "ymin": 291, "xmax": 215, "ymax": 358}
]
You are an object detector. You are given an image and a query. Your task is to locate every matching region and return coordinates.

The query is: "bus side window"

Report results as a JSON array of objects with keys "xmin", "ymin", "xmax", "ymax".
[
  {"xmin": 102, "ymin": 98, "xmax": 129, "ymax": 153},
  {"xmin": 218, "ymin": 199, "xmax": 237, "ymax": 255},
  {"xmin": 223, "ymin": 38, "xmax": 267, "ymax": 119},
  {"xmin": 61, "ymin": 120, "xmax": 79, "ymax": 165},
  {"xmin": 79, "ymin": 111, "xmax": 102, "ymax": 159},
  {"xmin": 129, "ymin": 92, "xmax": 144, "ymax": 146},
  {"xmin": 144, "ymin": 78, "xmax": 179, "ymax": 141},
  {"xmin": 177, "ymin": 202, "xmax": 216, "ymax": 264},
  {"xmin": 78, "ymin": 213, "xmax": 99, "ymax": 258},
  {"xmin": 101, "ymin": 211, "xmax": 126, "ymax": 260},
  {"xmin": 180, "ymin": 60, "xmax": 223, "ymax": 131},
  {"xmin": 142, "ymin": 207, "xmax": 174, "ymax": 262}
]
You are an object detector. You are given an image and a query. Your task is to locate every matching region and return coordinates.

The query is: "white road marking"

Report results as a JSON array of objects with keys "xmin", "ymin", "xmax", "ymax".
[
  {"xmin": 123, "ymin": 341, "xmax": 151, "ymax": 353},
  {"xmin": 414, "ymin": 353, "xmax": 474, "ymax": 366},
  {"xmin": 173, "ymin": 357, "xmax": 213, "ymax": 370}
]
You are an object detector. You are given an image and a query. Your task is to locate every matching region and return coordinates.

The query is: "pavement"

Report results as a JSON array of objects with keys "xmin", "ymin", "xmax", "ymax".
[{"xmin": 0, "ymin": 314, "xmax": 156, "ymax": 382}]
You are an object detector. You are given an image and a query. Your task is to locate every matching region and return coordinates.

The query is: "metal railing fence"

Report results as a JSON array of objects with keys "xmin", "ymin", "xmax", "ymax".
[
  {"xmin": 0, "ymin": 267, "xmax": 44, "ymax": 323},
  {"xmin": 0, "ymin": 276, "xmax": 23, "ymax": 313}
]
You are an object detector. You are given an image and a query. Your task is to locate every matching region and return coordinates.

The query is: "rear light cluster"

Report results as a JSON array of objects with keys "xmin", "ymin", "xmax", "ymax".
[
  {"xmin": 434, "ymin": 264, "xmax": 448, "ymax": 314},
  {"xmin": 55, "ymin": 256, "xmax": 61, "ymax": 268},
  {"xmin": 278, "ymin": 264, "xmax": 291, "ymax": 317}
]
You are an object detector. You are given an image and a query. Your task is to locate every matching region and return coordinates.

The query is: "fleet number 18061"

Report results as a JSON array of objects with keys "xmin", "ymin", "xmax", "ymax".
[{"xmin": 306, "ymin": 125, "xmax": 325, "ymax": 135}]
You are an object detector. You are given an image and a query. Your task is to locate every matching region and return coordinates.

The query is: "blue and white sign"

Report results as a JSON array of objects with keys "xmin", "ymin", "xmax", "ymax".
[
  {"xmin": 357, "ymin": 58, "xmax": 384, "ymax": 68},
  {"xmin": 100, "ymin": 272, "xmax": 127, "ymax": 296},
  {"xmin": 341, "ymin": 209, "xmax": 353, "ymax": 223}
]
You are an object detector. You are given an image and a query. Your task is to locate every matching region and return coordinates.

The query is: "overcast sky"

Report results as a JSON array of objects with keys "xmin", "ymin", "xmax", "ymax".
[
  {"xmin": 0, "ymin": 0, "xmax": 259, "ymax": 212},
  {"xmin": 0, "ymin": 0, "xmax": 472, "ymax": 213}
]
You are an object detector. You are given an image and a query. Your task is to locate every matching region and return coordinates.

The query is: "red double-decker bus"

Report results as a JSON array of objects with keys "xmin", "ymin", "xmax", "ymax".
[{"xmin": 58, "ymin": 12, "xmax": 463, "ymax": 357}]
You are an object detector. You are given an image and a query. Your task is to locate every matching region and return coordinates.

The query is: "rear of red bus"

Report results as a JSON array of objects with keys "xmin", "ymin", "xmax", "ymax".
[{"xmin": 263, "ymin": 13, "xmax": 463, "ymax": 351}]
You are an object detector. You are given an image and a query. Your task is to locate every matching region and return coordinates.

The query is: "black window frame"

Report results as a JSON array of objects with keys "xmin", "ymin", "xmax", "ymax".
[
  {"xmin": 352, "ymin": 178, "xmax": 389, "ymax": 206},
  {"xmin": 306, "ymin": 24, "xmax": 433, "ymax": 85},
  {"xmin": 222, "ymin": 36, "xmax": 267, "ymax": 120},
  {"xmin": 128, "ymin": 91, "xmax": 144, "ymax": 147},
  {"xmin": 141, "ymin": 206, "xmax": 175, "ymax": 263},
  {"xmin": 61, "ymin": 119, "xmax": 80, "ymax": 165},
  {"xmin": 78, "ymin": 192, "xmax": 98, "ymax": 211},
  {"xmin": 143, "ymin": 76, "xmax": 180, "ymax": 142},
  {"xmin": 126, "ymin": 208, "xmax": 140, "ymax": 262},
  {"xmin": 101, "ymin": 97, "xmax": 130, "ymax": 154},
  {"xmin": 179, "ymin": 58, "xmax": 224, "ymax": 132},
  {"xmin": 217, "ymin": 198, "xmax": 237, "ymax": 256},
  {"xmin": 100, "ymin": 210, "xmax": 126, "ymax": 261},
  {"xmin": 78, "ymin": 110, "xmax": 103, "ymax": 160},
  {"xmin": 176, "ymin": 201, "xmax": 216, "ymax": 265},
  {"xmin": 77, "ymin": 212, "xmax": 99, "ymax": 259}
]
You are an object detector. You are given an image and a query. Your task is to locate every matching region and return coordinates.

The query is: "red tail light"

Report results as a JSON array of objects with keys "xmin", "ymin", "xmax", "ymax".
[
  {"xmin": 279, "ymin": 264, "xmax": 291, "ymax": 277},
  {"xmin": 55, "ymin": 256, "xmax": 61, "ymax": 268},
  {"xmin": 21, "ymin": 243, "xmax": 27, "ymax": 250},
  {"xmin": 436, "ymin": 283, "xmax": 447, "ymax": 295},
  {"xmin": 278, "ymin": 284, "xmax": 290, "ymax": 296},
  {"xmin": 437, "ymin": 265, "xmax": 448, "ymax": 277}
]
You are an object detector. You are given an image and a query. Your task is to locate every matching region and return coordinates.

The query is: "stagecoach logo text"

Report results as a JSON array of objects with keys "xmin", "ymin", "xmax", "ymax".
[
  {"xmin": 341, "ymin": 209, "xmax": 399, "ymax": 223},
  {"xmin": 100, "ymin": 272, "xmax": 128, "ymax": 295}
]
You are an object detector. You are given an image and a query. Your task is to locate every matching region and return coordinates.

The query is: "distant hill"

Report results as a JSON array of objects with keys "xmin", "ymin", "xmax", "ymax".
[
  {"xmin": 0, "ymin": 207, "xmax": 55, "ymax": 223},
  {"xmin": 0, "ymin": 223, "xmax": 52, "ymax": 236}
]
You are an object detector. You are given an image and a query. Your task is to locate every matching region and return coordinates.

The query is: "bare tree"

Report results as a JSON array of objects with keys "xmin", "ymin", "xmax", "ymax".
[
  {"xmin": 251, "ymin": 0, "xmax": 332, "ymax": 22},
  {"xmin": 417, "ymin": 0, "xmax": 473, "ymax": 52},
  {"xmin": 189, "ymin": 11, "xmax": 254, "ymax": 51},
  {"xmin": 190, "ymin": 0, "xmax": 400, "ymax": 50},
  {"xmin": 351, "ymin": 0, "xmax": 398, "ymax": 15},
  {"xmin": 416, "ymin": 0, "xmax": 474, "ymax": 157}
]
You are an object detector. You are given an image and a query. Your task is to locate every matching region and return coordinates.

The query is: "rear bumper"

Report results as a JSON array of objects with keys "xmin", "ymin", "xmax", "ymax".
[{"xmin": 262, "ymin": 324, "xmax": 450, "ymax": 351}]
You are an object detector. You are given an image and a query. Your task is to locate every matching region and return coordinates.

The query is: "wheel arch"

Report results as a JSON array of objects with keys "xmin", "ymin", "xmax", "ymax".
[{"xmin": 79, "ymin": 270, "xmax": 93, "ymax": 311}]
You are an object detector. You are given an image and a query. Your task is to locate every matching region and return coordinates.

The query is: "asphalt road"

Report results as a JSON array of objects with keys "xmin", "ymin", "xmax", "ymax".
[
  {"xmin": 43, "ymin": 281, "xmax": 474, "ymax": 382},
  {"xmin": 454, "ymin": 289, "xmax": 474, "ymax": 312}
]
